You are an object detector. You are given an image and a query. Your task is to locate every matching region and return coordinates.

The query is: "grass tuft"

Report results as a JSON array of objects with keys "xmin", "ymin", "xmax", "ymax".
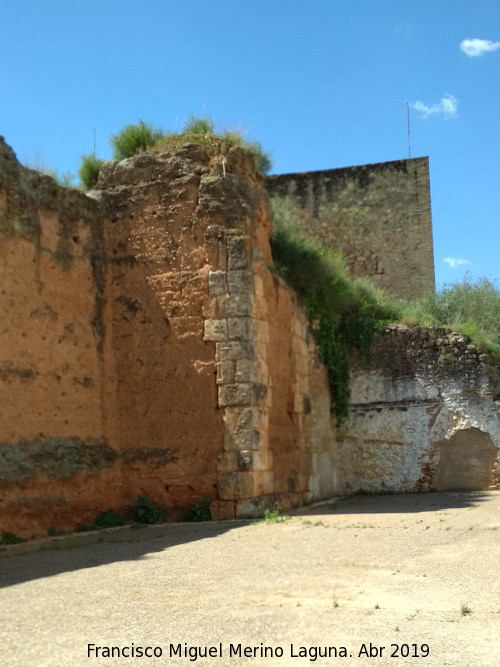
[
  {"xmin": 110, "ymin": 120, "xmax": 165, "ymax": 160},
  {"xmin": 79, "ymin": 153, "xmax": 104, "ymax": 190},
  {"xmin": 109, "ymin": 115, "xmax": 272, "ymax": 174},
  {"xmin": 461, "ymin": 603, "xmax": 472, "ymax": 616}
]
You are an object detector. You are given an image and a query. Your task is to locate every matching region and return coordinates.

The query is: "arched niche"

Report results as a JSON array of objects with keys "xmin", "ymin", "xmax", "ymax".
[{"xmin": 434, "ymin": 428, "xmax": 497, "ymax": 491}]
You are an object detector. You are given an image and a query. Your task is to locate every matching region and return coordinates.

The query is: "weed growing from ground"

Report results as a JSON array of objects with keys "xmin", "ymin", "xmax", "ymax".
[
  {"xmin": 1, "ymin": 530, "xmax": 26, "ymax": 545},
  {"xmin": 263, "ymin": 502, "xmax": 289, "ymax": 523},
  {"xmin": 132, "ymin": 495, "xmax": 166, "ymax": 524},
  {"xmin": 94, "ymin": 508, "xmax": 126, "ymax": 528},
  {"xmin": 461, "ymin": 603, "xmax": 472, "ymax": 616},
  {"xmin": 178, "ymin": 495, "xmax": 212, "ymax": 522}
]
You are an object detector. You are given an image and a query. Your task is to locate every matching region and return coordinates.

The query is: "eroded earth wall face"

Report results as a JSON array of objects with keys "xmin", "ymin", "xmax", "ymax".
[
  {"xmin": 95, "ymin": 145, "xmax": 294, "ymax": 518},
  {"xmin": 0, "ymin": 138, "xmax": 117, "ymax": 534},
  {"xmin": 0, "ymin": 139, "xmax": 340, "ymax": 535},
  {"xmin": 94, "ymin": 146, "xmax": 226, "ymax": 518},
  {"xmin": 339, "ymin": 326, "xmax": 500, "ymax": 494},
  {"xmin": 95, "ymin": 144, "xmax": 339, "ymax": 523},
  {"xmin": 266, "ymin": 157, "xmax": 435, "ymax": 299}
]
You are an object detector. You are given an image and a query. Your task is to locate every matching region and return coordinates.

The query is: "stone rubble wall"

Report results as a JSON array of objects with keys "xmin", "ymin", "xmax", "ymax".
[
  {"xmin": 339, "ymin": 325, "xmax": 500, "ymax": 494},
  {"xmin": 266, "ymin": 157, "xmax": 435, "ymax": 299}
]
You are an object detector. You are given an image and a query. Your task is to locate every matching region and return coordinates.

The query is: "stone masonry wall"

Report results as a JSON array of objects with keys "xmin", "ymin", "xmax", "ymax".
[
  {"xmin": 266, "ymin": 157, "xmax": 435, "ymax": 298},
  {"xmin": 339, "ymin": 325, "xmax": 500, "ymax": 494}
]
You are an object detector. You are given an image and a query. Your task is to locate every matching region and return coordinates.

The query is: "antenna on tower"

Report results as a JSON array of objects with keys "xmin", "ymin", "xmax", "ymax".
[{"xmin": 406, "ymin": 102, "xmax": 411, "ymax": 159}]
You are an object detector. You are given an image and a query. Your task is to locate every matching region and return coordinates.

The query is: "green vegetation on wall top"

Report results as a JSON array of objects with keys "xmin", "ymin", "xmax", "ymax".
[
  {"xmin": 74, "ymin": 115, "xmax": 272, "ymax": 190},
  {"xmin": 269, "ymin": 196, "xmax": 397, "ymax": 423},
  {"xmin": 78, "ymin": 153, "xmax": 104, "ymax": 190},
  {"xmin": 23, "ymin": 116, "xmax": 272, "ymax": 191},
  {"xmin": 392, "ymin": 276, "xmax": 500, "ymax": 358},
  {"xmin": 24, "ymin": 156, "xmax": 75, "ymax": 188},
  {"xmin": 270, "ymin": 196, "xmax": 500, "ymax": 423},
  {"xmin": 110, "ymin": 120, "xmax": 165, "ymax": 161}
]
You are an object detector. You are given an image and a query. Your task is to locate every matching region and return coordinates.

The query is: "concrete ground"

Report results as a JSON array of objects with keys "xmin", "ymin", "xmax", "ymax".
[{"xmin": 1, "ymin": 490, "xmax": 499, "ymax": 666}]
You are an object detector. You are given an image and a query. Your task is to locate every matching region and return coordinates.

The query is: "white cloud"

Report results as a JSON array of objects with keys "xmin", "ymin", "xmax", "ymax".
[
  {"xmin": 460, "ymin": 38, "xmax": 500, "ymax": 57},
  {"xmin": 412, "ymin": 94, "xmax": 458, "ymax": 119},
  {"xmin": 443, "ymin": 257, "xmax": 471, "ymax": 269}
]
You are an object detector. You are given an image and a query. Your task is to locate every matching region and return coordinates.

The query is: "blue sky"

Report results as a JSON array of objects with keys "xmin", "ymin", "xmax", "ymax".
[{"xmin": 1, "ymin": 0, "xmax": 498, "ymax": 289}]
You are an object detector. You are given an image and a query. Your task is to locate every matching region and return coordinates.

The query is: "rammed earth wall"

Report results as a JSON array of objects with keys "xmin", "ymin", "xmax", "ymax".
[
  {"xmin": 266, "ymin": 157, "xmax": 435, "ymax": 298},
  {"xmin": 0, "ymin": 139, "xmax": 339, "ymax": 534},
  {"xmin": 0, "ymin": 138, "xmax": 498, "ymax": 537},
  {"xmin": 0, "ymin": 139, "xmax": 119, "ymax": 533}
]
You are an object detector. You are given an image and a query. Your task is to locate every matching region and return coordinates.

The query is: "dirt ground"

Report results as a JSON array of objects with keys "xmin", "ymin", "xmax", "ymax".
[{"xmin": 1, "ymin": 490, "xmax": 499, "ymax": 666}]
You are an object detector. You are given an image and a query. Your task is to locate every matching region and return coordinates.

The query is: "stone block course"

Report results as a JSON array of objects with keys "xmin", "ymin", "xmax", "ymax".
[
  {"xmin": 227, "ymin": 317, "xmax": 255, "ymax": 342},
  {"xmin": 234, "ymin": 358, "xmax": 260, "ymax": 383},
  {"xmin": 217, "ymin": 293, "xmax": 252, "ymax": 317},
  {"xmin": 203, "ymin": 318, "xmax": 228, "ymax": 342},
  {"xmin": 227, "ymin": 270, "xmax": 254, "ymax": 294},
  {"xmin": 216, "ymin": 360, "xmax": 235, "ymax": 385},
  {"xmin": 218, "ymin": 383, "xmax": 259, "ymax": 407},
  {"xmin": 227, "ymin": 235, "xmax": 253, "ymax": 270},
  {"xmin": 216, "ymin": 340, "xmax": 256, "ymax": 361},
  {"xmin": 208, "ymin": 270, "xmax": 227, "ymax": 296}
]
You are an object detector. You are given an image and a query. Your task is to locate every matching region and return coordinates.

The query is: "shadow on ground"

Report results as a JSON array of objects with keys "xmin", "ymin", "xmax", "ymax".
[
  {"xmin": 293, "ymin": 490, "xmax": 493, "ymax": 515},
  {"xmin": 0, "ymin": 520, "xmax": 249, "ymax": 590},
  {"xmin": 0, "ymin": 491, "xmax": 494, "ymax": 590}
]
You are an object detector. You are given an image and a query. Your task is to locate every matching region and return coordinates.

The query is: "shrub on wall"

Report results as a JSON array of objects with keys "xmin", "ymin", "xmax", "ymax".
[
  {"xmin": 180, "ymin": 115, "xmax": 272, "ymax": 174},
  {"xmin": 220, "ymin": 130, "xmax": 273, "ymax": 175},
  {"xmin": 79, "ymin": 154, "xmax": 104, "ymax": 190},
  {"xmin": 395, "ymin": 276, "xmax": 500, "ymax": 357},
  {"xmin": 183, "ymin": 115, "xmax": 216, "ymax": 135},
  {"xmin": 88, "ymin": 115, "xmax": 273, "ymax": 175},
  {"xmin": 110, "ymin": 120, "xmax": 165, "ymax": 160}
]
